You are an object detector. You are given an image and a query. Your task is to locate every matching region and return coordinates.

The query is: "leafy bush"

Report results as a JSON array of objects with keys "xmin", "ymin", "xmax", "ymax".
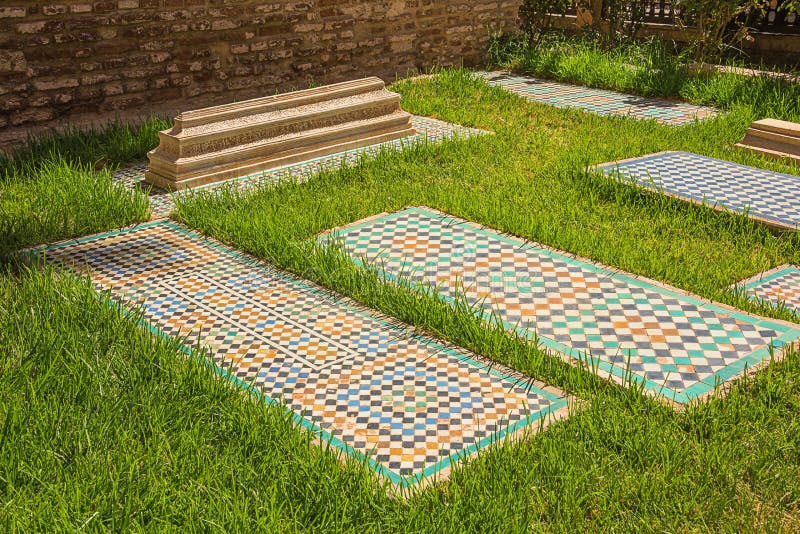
[
  {"xmin": 519, "ymin": 0, "xmax": 575, "ymax": 45},
  {"xmin": 599, "ymin": 0, "xmax": 650, "ymax": 46},
  {"xmin": 673, "ymin": 0, "xmax": 781, "ymax": 61}
]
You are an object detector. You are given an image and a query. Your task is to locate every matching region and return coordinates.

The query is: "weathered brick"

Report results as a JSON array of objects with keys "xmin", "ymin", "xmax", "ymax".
[
  {"xmin": 42, "ymin": 5, "xmax": 68, "ymax": 16},
  {"xmin": 11, "ymin": 107, "xmax": 55, "ymax": 126},
  {"xmin": 93, "ymin": 2, "xmax": 117, "ymax": 13},
  {"xmin": 0, "ymin": 97, "xmax": 24, "ymax": 112},
  {"xmin": 69, "ymin": 4, "xmax": 93, "ymax": 14},
  {"xmin": 0, "ymin": 7, "xmax": 26, "ymax": 19},
  {"xmin": 0, "ymin": 51, "xmax": 26, "ymax": 73},
  {"xmin": 16, "ymin": 21, "xmax": 48, "ymax": 34},
  {"xmin": 0, "ymin": 0, "xmax": 525, "ymax": 144},
  {"xmin": 32, "ymin": 78, "xmax": 79, "ymax": 91},
  {"xmin": 102, "ymin": 81, "xmax": 124, "ymax": 96}
]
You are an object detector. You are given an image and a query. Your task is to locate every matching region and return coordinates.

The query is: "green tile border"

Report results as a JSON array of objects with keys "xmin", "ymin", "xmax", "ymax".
[
  {"xmin": 322, "ymin": 206, "xmax": 800, "ymax": 405},
  {"xmin": 31, "ymin": 220, "xmax": 568, "ymax": 490}
]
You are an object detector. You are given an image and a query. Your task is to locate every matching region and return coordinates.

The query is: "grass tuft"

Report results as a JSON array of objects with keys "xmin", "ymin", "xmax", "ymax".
[
  {"xmin": 489, "ymin": 34, "xmax": 800, "ymax": 121},
  {"xmin": 3, "ymin": 64, "xmax": 800, "ymax": 529}
]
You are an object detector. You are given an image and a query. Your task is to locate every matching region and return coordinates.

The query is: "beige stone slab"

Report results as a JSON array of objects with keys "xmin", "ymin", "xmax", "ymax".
[
  {"xmin": 147, "ymin": 111, "xmax": 413, "ymax": 181},
  {"xmin": 176, "ymin": 78, "xmax": 387, "ymax": 128},
  {"xmin": 738, "ymin": 118, "xmax": 800, "ymax": 166},
  {"xmin": 751, "ymin": 118, "xmax": 800, "ymax": 137},
  {"xmin": 735, "ymin": 143, "xmax": 800, "ymax": 166},
  {"xmin": 145, "ymin": 77, "xmax": 416, "ymax": 191},
  {"xmin": 145, "ymin": 124, "xmax": 415, "ymax": 191},
  {"xmin": 742, "ymin": 127, "xmax": 800, "ymax": 149}
]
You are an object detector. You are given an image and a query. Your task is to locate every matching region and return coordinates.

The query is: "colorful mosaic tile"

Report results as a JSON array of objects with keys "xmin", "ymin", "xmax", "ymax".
[
  {"xmin": 477, "ymin": 71, "xmax": 718, "ymax": 125},
  {"xmin": 36, "ymin": 221, "xmax": 568, "ymax": 489},
  {"xmin": 736, "ymin": 265, "xmax": 800, "ymax": 314},
  {"xmin": 595, "ymin": 151, "xmax": 800, "ymax": 231},
  {"xmin": 116, "ymin": 115, "xmax": 485, "ymax": 218},
  {"xmin": 320, "ymin": 206, "xmax": 800, "ymax": 404}
]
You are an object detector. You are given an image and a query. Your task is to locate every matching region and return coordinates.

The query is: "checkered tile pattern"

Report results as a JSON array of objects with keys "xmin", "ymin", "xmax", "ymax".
[
  {"xmin": 737, "ymin": 265, "xmax": 800, "ymax": 314},
  {"xmin": 477, "ymin": 71, "xmax": 718, "ymax": 125},
  {"xmin": 37, "ymin": 221, "xmax": 567, "ymax": 488},
  {"xmin": 595, "ymin": 151, "xmax": 800, "ymax": 230},
  {"xmin": 116, "ymin": 115, "xmax": 485, "ymax": 217},
  {"xmin": 321, "ymin": 206, "xmax": 800, "ymax": 403}
]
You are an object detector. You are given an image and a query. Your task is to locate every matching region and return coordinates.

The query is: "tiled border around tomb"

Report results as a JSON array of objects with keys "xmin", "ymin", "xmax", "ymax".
[
  {"xmin": 33, "ymin": 220, "xmax": 569, "ymax": 490},
  {"xmin": 476, "ymin": 71, "xmax": 718, "ymax": 125},
  {"xmin": 320, "ymin": 206, "xmax": 800, "ymax": 406},
  {"xmin": 735, "ymin": 265, "xmax": 800, "ymax": 315},
  {"xmin": 115, "ymin": 116, "xmax": 485, "ymax": 218},
  {"xmin": 594, "ymin": 151, "xmax": 800, "ymax": 231}
]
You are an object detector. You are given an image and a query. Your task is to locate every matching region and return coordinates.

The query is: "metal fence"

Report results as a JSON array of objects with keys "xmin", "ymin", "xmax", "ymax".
[
  {"xmin": 557, "ymin": 1, "xmax": 799, "ymax": 34},
  {"xmin": 754, "ymin": 1, "xmax": 799, "ymax": 33}
]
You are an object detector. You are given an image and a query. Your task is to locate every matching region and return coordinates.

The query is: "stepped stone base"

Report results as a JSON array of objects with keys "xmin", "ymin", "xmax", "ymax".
[
  {"xmin": 144, "ymin": 77, "xmax": 416, "ymax": 191},
  {"xmin": 736, "ymin": 118, "xmax": 800, "ymax": 165}
]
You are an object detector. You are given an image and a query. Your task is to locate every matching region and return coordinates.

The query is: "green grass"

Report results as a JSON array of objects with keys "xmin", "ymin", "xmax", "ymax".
[
  {"xmin": 3, "ymin": 267, "xmax": 800, "ymax": 530},
  {"xmin": 0, "ymin": 157, "xmax": 149, "ymax": 258},
  {"xmin": 4, "ymin": 66, "xmax": 800, "ymax": 529},
  {"xmin": 0, "ymin": 119, "xmax": 168, "ymax": 259},
  {"xmin": 0, "ymin": 118, "xmax": 169, "ymax": 172},
  {"xmin": 176, "ymin": 69, "xmax": 800, "ymax": 323},
  {"xmin": 488, "ymin": 34, "xmax": 800, "ymax": 121},
  {"xmin": 0, "ymin": 268, "xmax": 388, "ymax": 530}
]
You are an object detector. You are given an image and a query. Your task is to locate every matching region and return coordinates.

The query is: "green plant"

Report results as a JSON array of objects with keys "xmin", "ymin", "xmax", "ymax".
[
  {"xmin": 0, "ymin": 156, "xmax": 150, "ymax": 258},
  {"xmin": 599, "ymin": 0, "xmax": 650, "ymax": 46},
  {"xmin": 520, "ymin": 0, "xmax": 574, "ymax": 46},
  {"xmin": 5, "ymin": 67, "xmax": 800, "ymax": 530},
  {"xmin": 674, "ymin": 0, "xmax": 766, "ymax": 61}
]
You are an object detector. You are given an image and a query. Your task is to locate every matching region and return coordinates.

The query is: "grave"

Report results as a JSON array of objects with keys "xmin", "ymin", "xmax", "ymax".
[
  {"xmin": 736, "ymin": 265, "xmax": 800, "ymax": 314},
  {"xmin": 321, "ymin": 206, "xmax": 800, "ymax": 405},
  {"xmin": 38, "ymin": 222, "xmax": 568, "ymax": 489},
  {"xmin": 145, "ymin": 77, "xmax": 416, "ymax": 191},
  {"xmin": 476, "ymin": 71, "xmax": 718, "ymax": 126},
  {"xmin": 736, "ymin": 118, "xmax": 800, "ymax": 165},
  {"xmin": 595, "ymin": 151, "xmax": 800, "ymax": 231}
]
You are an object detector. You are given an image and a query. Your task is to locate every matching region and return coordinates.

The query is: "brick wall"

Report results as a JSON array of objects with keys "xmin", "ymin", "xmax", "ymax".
[{"xmin": 0, "ymin": 1, "xmax": 521, "ymax": 146}]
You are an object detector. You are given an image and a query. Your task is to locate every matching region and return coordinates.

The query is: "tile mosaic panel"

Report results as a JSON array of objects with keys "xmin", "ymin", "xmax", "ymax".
[
  {"xmin": 737, "ymin": 265, "xmax": 800, "ymax": 314},
  {"xmin": 117, "ymin": 115, "xmax": 485, "ymax": 217},
  {"xmin": 595, "ymin": 151, "xmax": 800, "ymax": 231},
  {"xmin": 37, "ymin": 221, "xmax": 568, "ymax": 489},
  {"xmin": 477, "ymin": 71, "xmax": 718, "ymax": 125},
  {"xmin": 321, "ymin": 206, "xmax": 800, "ymax": 404}
]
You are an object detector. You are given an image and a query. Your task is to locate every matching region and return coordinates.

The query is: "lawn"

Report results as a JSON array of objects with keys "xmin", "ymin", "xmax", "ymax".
[{"xmin": 2, "ymin": 61, "xmax": 800, "ymax": 530}]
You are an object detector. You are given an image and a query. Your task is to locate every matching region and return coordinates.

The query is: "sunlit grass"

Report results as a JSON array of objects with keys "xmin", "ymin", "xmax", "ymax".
[
  {"xmin": 0, "ymin": 156, "xmax": 149, "ymax": 258},
  {"xmin": 3, "ymin": 65, "xmax": 800, "ymax": 530},
  {"xmin": 2, "ymin": 267, "xmax": 800, "ymax": 530},
  {"xmin": 489, "ymin": 34, "xmax": 800, "ymax": 121},
  {"xmin": 0, "ymin": 119, "xmax": 167, "ymax": 258}
]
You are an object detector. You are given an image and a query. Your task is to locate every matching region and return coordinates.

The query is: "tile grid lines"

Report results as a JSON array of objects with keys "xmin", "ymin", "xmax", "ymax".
[
  {"xmin": 593, "ymin": 151, "xmax": 800, "ymax": 232},
  {"xmin": 737, "ymin": 264, "xmax": 799, "ymax": 291},
  {"xmin": 734, "ymin": 264, "xmax": 800, "ymax": 316},
  {"xmin": 476, "ymin": 71, "xmax": 719, "ymax": 126},
  {"xmin": 32, "ymin": 220, "xmax": 571, "ymax": 491},
  {"xmin": 321, "ymin": 206, "xmax": 800, "ymax": 406}
]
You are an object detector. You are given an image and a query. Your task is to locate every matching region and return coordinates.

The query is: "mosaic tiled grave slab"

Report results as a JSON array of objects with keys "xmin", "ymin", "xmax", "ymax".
[
  {"xmin": 477, "ymin": 71, "xmax": 718, "ymax": 125},
  {"xmin": 736, "ymin": 265, "xmax": 800, "ymax": 314},
  {"xmin": 120, "ymin": 116, "xmax": 484, "ymax": 217},
  {"xmin": 320, "ymin": 206, "xmax": 800, "ymax": 404},
  {"xmin": 595, "ymin": 151, "xmax": 800, "ymax": 231},
  {"xmin": 37, "ymin": 221, "xmax": 568, "ymax": 489}
]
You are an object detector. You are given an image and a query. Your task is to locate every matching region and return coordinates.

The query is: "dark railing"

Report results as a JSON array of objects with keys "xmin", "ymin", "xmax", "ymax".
[
  {"xmin": 556, "ymin": 1, "xmax": 799, "ymax": 34},
  {"xmin": 753, "ymin": 1, "xmax": 799, "ymax": 34},
  {"xmin": 639, "ymin": 1, "xmax": 677, "ymax": 24}
]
